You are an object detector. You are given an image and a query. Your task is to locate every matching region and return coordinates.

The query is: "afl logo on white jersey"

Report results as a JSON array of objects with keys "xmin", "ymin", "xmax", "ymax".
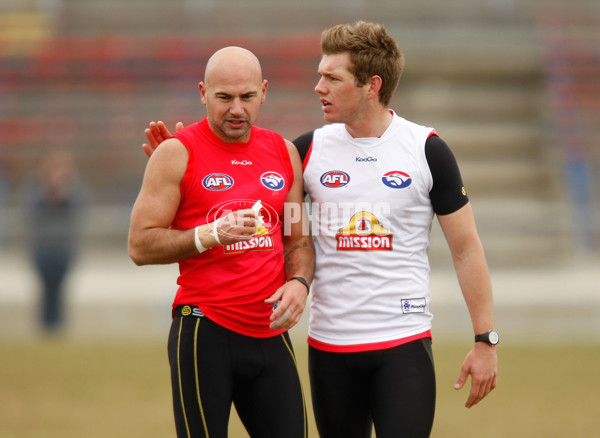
[
  {"xmin": 382, "ymin": 171, "xmax": 412, "ymax": 189},
  {"xmin": 320, "ymin": 170, "xmax": 350, "ymax": 188},
  {"xmin": 260, "ymin": 171, "xmax": 285, "ymax": 191},
  {"xmin": 203, "ymin": 173, "xmax": 234, "ymax": 191}
]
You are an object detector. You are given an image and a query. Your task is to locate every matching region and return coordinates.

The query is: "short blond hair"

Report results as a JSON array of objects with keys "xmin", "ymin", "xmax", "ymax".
[{"xmin": 321, "ymin": 21, "xmax": 403, "ymax": 106}]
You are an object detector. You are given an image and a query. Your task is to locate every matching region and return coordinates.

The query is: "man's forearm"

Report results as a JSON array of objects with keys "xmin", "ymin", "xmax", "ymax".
[
  {"xmin": 283, "ymin": 235, "xmax": 315, "ymax": 284},
  {"xmin": 129, "ymin": 227, "xmax": 199, "ymax": 266},
  {"xmin": 129, "ymin": 222, "xmax": 222, "ymax": 266},
  {"xmin": 454, "ymin": 246, "xmax": 495, "ymax": 333}
]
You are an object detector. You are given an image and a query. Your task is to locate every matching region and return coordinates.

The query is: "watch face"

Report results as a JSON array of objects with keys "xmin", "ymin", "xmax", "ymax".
[{"xmin": 489, "ymin": 331, "xmax": 499, "ymax": 345}]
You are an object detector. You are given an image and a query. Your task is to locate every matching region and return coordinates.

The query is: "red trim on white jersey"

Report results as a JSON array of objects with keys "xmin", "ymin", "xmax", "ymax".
[
  {"xmin": 302, "ymin": 142, "xmax": 313, "ymax": 171},
  {"xmin": 308, "ymin": 330, "xmax": 432, "ymax": 353}
]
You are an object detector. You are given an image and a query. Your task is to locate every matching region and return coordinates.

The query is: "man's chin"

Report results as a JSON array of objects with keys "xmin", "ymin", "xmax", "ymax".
[
  {"xmin": 222, "ymin": 126, "xmax": 251, "ymax": 142},
  {"xmin": 323, "ymin": 113, "xmax": 338, "ymax": 123}
]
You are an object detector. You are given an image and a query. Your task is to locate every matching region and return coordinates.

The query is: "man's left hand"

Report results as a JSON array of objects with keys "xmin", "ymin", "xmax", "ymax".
[
  {"xmin": 143, "ymin": 121, "xmax": 184, "ymax": 157},
  {"xmin": 454, "ymin": 343, "xmax": 498, "ymax": 408},
  {"xmin": 265, "ymin": 279, "xmax": 309, "ymax": 331}
]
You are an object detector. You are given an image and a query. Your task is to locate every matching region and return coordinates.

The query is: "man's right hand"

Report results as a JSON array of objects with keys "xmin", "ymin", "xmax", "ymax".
[
  {"xmin": 214, "ymin": 209, "xmax": 264, "ymax": 245},
  {"xmin": 142, "ymin": 121, "xmax": 185, "ymax": 157}
]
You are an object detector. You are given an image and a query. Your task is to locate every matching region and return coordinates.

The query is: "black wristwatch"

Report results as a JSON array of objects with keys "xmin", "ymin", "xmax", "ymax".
[{"xmin": 475, "ymin": 330, "xmax": 499, "ymax": 346}]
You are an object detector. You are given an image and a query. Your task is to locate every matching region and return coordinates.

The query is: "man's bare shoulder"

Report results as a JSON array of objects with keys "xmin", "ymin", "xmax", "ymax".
[
  {"xmin": 149, "ymin": 138, "xmax": 189, "ymax": 164},
  {"xmin": 144, "ymin": 138, "xmax": 189, "ymax": 184},
  {"xmin": 153, "ymin": 137, "xmax": 187, "ymax": 154}
]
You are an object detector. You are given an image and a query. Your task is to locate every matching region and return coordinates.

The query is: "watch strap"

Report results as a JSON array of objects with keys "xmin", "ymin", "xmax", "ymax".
[
  {"xmin": 475, "ymin": 330, "xmax": 499, "ymax": 345},
  {"xmin": 290, "ymin": 276, "xmax": 310, "ymax": 295}
]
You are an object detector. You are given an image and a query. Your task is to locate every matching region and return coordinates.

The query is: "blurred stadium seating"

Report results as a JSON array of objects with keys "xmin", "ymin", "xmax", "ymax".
[{"xmin": 0, "ymin": 0, "xmax": 598, "ymax": 268}]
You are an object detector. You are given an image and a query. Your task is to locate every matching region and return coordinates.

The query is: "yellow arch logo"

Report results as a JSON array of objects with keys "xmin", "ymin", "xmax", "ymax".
[{"xmin": 338, "ymin": 211, "xmax": 389, "ymax": 236}]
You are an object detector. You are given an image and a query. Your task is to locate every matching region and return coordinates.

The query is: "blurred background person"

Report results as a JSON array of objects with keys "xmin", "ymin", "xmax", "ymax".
[
  {"xmin": 22, "ymin": 148, "xmax": 87, "ymax": 333},
  {"xmin": 0, "ymin": 160, "xmax": 9, "ymax": 247}
]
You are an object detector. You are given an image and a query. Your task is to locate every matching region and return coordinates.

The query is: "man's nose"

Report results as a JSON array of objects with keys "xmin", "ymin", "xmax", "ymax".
[
  {"xmin": 230, "ymin": 98, "xmax": 244, "ymax": 115},
  {"xmin": 315, "ymin": 77, "xmax": 326, "ymax": 95}
]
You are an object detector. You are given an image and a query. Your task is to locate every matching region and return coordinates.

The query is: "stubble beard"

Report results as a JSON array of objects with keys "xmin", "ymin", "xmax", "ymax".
[{"xmin": 221, "ymin": 117, "xmax": 251, "ymax": 141}]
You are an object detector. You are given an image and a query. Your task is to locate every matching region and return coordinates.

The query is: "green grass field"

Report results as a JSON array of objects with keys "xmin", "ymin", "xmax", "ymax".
[{"xmin": 1, "ymin": 338, "xmax": 598, "ymax": 437}]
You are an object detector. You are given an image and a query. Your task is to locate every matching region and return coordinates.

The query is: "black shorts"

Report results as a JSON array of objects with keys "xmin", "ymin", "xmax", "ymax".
[
  {"xmin": 168, "ymin": 306, "xmax": 307, "ymax": 438},
  {"xmin": 309, "ymin": 338, "xmax": 436, "ymax": 438}
]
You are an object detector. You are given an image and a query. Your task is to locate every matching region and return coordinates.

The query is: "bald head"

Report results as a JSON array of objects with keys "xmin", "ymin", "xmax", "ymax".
[
  {"xmin": 204, "ymin": 46, "xmax": 263, "ymax": 86},
  {"xmin": 199, "ymin": 46, "xmax": 268, "ymax": 143}
]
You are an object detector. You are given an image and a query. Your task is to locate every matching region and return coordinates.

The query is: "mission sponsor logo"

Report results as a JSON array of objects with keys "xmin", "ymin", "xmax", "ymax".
[
  {"xmin": 223, "ymin": 235, "xmax": 275, "ymax": 254},
  {"xmin": 202, "ymin": 173, "xmax": 234, "ymax": 191},
  {"xmin": 382, "ymin": 171, "xmax": 412, "ymax": 189},
  {"xmin": 336, "ymin": 211, "xmax": 392, "ymax": 251},
  {"xmin": 320, "ymin": 170, "xmax": 350, "ymax": 188},
  {"xmin": 356, "ymin": 156, "xmax": 377, "ymax": 162},
  {"xmin": 261, "ymin": 171, "xmax": 285, "ymax": 191}
]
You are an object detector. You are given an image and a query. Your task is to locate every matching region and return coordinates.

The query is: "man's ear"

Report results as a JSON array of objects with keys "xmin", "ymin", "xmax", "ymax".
[
  {"xmin": 199, "ymin": 82, "xmax": 207, "ymax": 105},
  {"xmin": 261, "ymin": 79, "xmax": 268, "ymax": 104},
  {"xmin": 367, "ymin": 75, "xmax": 383, "ymax": 100}
]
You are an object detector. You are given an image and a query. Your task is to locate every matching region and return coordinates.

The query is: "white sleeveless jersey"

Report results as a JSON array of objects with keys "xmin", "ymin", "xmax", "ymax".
[{"xmin": 304, "ymin": 112, "xmax": 436, "ymax": 347}]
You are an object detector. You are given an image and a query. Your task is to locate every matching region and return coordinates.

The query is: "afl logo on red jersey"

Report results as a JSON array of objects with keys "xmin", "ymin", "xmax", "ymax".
[
  {"xmin": 203, "ymin": 173, "xmax": 234, "ymax": 191},
  {"xmin": 320, "ymin": 170, "xmax": 350, "ymax": 188},
  {"xmin": 382, "ymin": 171, "xmax": 412, "ymax": 189},
  {"xmin": 260, "ymin": 171, "xmax": 285, "ymax": 191}
]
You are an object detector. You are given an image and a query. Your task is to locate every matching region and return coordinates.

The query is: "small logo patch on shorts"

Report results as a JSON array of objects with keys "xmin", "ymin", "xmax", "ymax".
[
  {"xmin": 401, "ymin": 298, "xmax": 427, "ymax": 314},
  {"xmin": 180, "ymin": 306, "xmax": 204, "ymax": 318}
]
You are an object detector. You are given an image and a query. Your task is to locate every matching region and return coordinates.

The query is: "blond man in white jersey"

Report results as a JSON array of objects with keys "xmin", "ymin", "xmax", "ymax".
[{"xmin": 292, "ymin": 22, "xmax": 497, "ymax": 438}]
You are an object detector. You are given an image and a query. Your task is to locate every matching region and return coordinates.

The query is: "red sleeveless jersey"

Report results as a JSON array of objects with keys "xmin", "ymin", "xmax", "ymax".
[{"xmin": 171, "ymin": 118, "xmax": 294, "ymax": 337}]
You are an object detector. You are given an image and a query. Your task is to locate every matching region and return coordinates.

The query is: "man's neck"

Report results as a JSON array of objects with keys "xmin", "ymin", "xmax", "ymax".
[{"xmin": 344, "ymin": 107, "xmax": 393, "ymax": 139}]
